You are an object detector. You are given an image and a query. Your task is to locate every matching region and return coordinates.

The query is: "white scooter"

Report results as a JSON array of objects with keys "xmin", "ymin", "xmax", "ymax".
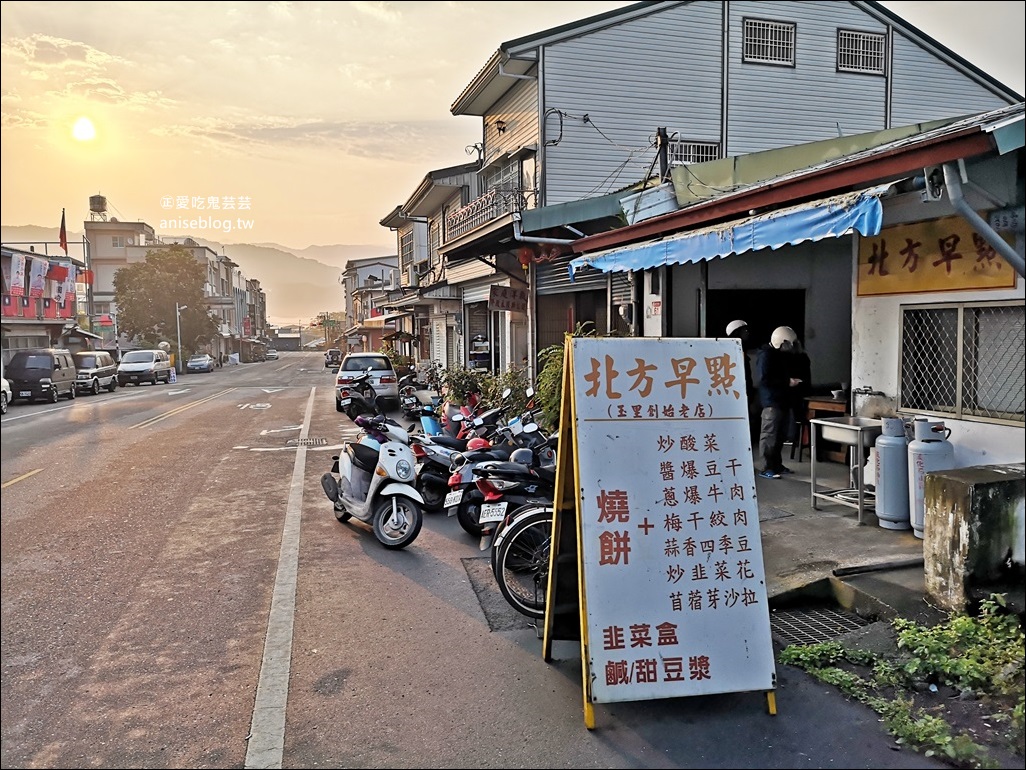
[{"xmin": 320, "ymin": 413, "xmax": 424, "ymax": 550}]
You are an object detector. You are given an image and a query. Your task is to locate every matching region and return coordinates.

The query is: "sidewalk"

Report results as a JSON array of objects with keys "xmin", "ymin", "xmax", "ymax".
[{"xmin": 754, "ymin": 447, "xmax": 941, "ymax": 627}]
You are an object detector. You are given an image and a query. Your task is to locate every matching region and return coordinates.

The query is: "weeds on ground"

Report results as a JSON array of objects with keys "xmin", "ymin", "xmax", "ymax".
[{"xmin": 779, "ymin": 594, "xmax": 1025, "ymax": 769}]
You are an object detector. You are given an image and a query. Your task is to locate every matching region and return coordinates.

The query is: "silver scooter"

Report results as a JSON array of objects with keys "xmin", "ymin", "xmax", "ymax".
[{"xmin": 320, "ymin": 413, "xmax": 424, "ymax": 550}]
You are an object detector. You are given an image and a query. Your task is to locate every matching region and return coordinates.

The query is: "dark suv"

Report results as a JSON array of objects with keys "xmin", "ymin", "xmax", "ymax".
[
  {"xmin": 6, "ymin": 348, "xmax": 78, "ymax": 403},
  {"xmin": 325, "ymin": 348, "xmax": 342, "ymax": 369}
]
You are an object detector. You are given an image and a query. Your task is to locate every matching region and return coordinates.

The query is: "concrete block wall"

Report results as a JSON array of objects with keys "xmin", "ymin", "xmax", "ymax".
[{"xmin": 923, "ymin": 463, "xmax": 1025, "ymax": 613}]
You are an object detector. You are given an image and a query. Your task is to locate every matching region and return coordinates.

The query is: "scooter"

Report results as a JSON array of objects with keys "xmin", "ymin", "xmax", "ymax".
[
  {"xmin": 398, "ymin": 371, "xmax": 442, "ymax": 420},
  {"xmin": 337, "ymin": 368, "xmax": 386, "ymax": 421},
  {"xmin": 320, "ymin": 413, "xmax": 424, "ymax": 550}
]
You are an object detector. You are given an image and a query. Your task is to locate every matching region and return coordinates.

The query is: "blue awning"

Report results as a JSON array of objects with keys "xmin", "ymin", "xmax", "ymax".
[{"xmin": 569, "ymin": 184, "xmax": 891, "ymax": 278}]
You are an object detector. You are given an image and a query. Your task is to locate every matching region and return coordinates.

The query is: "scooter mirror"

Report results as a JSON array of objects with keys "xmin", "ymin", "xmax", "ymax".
[
  {"xmin": 523, "ymin": 423, "xmax": 539, "ymax": 433},
  {"xmin": 502, "ymin": 388, "xmax": 512, "ymax": 399},
  {"xmin": 525, "ymin": 387, "xmax": 534, "ymax": 398}
]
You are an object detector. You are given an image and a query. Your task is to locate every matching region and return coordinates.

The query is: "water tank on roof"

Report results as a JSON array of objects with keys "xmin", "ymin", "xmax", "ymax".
[{"xmin": 89, "ymin": 195, "xmax": 107, "ymax": 214}]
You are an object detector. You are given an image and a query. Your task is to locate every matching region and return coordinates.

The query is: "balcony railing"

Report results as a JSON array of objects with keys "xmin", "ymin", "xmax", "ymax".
[
  {"xmin": 2, "ymin": 294, "xmax": 77, "ymax": 320},
  {"xmin": 445, "ymin": 187, "xmax": 537, "ymax": 242}
]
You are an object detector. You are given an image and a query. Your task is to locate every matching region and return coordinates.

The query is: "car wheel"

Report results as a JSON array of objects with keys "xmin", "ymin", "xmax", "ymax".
[
  {"xmin": 152, "ymin": 373, "xmax": 159, "ymax": 385},
  {"xmin": 108, "ymin": 379, "xmax": 117, "ymax": 392},
  {"xmin": 49, "ymin": 388, "xmax": 59, "ymax": 404},
  {"xmin": 1, "ymin": 392, "xmax": 8, "ymax": 414},
  {"xmin": 67, "ymin": 385, "xmax": 76, "ymax": 400},
  {"xmin": 91, "ymin": 379, "xmax": 101, "ymax": 396}
]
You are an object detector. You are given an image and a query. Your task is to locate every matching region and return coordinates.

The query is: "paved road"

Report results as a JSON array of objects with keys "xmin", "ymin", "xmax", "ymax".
[{"xmin": 1, "ymin": 352, "xmax": 949, "ymax": 769}]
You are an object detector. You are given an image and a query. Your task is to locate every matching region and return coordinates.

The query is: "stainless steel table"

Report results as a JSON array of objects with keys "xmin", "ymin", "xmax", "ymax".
[{"xmin": 809, "ymin": 416, "xmax": 884, "ymax": 524}]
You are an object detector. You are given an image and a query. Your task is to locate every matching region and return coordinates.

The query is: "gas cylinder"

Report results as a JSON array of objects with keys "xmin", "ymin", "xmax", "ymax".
[
  {"xmin": 907, "ymin": 418, "xmax": 955, "ymax": 540},
  {"xmin": 874, "ymin": 417, "xmax": 910, "ymax": 530}
]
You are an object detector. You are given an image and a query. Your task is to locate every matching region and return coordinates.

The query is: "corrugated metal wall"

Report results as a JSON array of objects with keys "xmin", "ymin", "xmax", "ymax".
[{"xmin": 889, "ymin": 33, "xmax": 1009, "ymax": 125}]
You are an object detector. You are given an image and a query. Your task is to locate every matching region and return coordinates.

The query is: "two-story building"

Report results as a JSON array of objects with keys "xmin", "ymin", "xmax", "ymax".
[{"xmin": 377, "ymin": 0, "xmax": 1020, "ymax": 374}]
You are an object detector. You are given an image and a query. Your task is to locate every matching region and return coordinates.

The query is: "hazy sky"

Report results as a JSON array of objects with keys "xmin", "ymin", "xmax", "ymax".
[{"xmin": 2, "ymin": 1, "xmax": 1023, "ymax": 251}]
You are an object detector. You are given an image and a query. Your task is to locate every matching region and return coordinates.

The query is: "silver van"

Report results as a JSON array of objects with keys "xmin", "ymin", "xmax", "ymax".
[
  {"xmin": 74, "ymin": 350, "xmax": 119, "ymax": 395},
  {"xmin": 117, "ymin": 349, "xmax": 173, "ymax": 386}
]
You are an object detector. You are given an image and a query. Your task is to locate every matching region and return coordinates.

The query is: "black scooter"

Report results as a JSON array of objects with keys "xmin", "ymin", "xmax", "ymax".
[{"xmin": 336, "ymin": 368, "xmax": 387, "ymax": 421}]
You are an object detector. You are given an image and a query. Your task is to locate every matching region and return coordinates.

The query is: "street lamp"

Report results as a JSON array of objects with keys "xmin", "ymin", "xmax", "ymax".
[{"xmin": 175, "ymin": 302, "xmax": 188, "ymax": 373}]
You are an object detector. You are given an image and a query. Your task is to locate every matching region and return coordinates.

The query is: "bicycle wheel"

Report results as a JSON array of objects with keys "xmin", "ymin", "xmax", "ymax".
[{"xmin": 493, "ymin": 509, "xmax": 552, "ymax": 619}]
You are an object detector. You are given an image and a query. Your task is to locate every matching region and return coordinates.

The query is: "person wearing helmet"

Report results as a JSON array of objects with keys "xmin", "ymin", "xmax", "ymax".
[
  {"xmin": 755, "ymin": 325, "xmax": 805, "ymax": 479},
  {"xmin": 725, "ymin": 320, "xmax": 758, "ymax": 442}
]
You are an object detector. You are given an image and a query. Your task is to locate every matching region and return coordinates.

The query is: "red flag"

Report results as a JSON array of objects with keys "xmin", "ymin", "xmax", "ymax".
[{"xmin": 59, "ymin": 208, "xmax": 68, "ymax": 254}]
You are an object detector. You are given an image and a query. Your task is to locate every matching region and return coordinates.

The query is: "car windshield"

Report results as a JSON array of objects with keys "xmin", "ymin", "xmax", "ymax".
[
  {"xmin": 10, "ymin": 354, "xmax": 50, "ymax": 371},
  {"xmin": 188, "ymin": 355, "xmax": 208, "ymax": 361},
  {"xmin": 121, "ymin": 351, "xmax": 154, "ymax": 363},
  {"xmin": 343, "ymin": 356, "xmax": 390, "ymax": 371},
  {"xmin": 76, "ymin": 355, "xmax": 96, "ymax": 368}
]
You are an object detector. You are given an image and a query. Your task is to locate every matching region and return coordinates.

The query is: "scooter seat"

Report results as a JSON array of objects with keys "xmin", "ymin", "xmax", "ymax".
[
  {"xmin": 429, "ymin": 435, "xmax": 467, "ymax": 450},
  {"xmin": 348, "ymin": 442, "xmax": 380, "ymax": 472}
]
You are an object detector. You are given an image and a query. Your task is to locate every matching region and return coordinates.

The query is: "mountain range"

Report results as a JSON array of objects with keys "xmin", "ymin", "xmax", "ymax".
[{"xmin": 1, "ymin": 224, "xmax": 396, "ymax": 325}]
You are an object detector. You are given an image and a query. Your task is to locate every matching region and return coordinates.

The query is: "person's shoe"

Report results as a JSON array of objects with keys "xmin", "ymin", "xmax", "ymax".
[
  {"xmin": 778, "ymin": 465, "xmax": 795, "ymax": 475},
  {"xmin": 759, "ymin": 470, "xmax": 781, "ymax": 479}
]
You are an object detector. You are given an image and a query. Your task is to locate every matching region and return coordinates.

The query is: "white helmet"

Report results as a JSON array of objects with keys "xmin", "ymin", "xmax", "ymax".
[
  {"xmin": 770, "ymin": 325, "xmax": 798, "ymax": 350},
  {"xmin": 725, "ymin": 319, "xmax": 748, "ymax": 336}
]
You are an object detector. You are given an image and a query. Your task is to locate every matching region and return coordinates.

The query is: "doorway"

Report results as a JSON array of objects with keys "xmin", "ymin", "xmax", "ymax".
[{"xmin": 707, "ymin": 289, "xmax": 806, "ymax": 349}]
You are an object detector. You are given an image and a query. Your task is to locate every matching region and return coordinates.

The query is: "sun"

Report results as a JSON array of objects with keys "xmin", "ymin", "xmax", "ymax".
[{"xmin": 72, "ymin": 116, "xmax": 96, "ymax": 142}]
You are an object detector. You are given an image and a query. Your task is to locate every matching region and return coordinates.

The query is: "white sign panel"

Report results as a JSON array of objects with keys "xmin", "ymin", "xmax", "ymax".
[{"xmin": 571, "ymin": 337, "xmax": 775, "ymax": 704}]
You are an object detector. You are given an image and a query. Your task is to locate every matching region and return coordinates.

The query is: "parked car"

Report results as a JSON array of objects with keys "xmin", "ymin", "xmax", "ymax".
[
  {"xmin": 325, "ymin": 348, "xmax": 342, "ymax": 369},
  {"xmin": 1, "ymin": 367, "xmax": 10, "ymax": 414},
  {"xmin": 73, "ymin": 350, "xmax": 119, "ymax": 395},
  {"xmin": 186, "ymin": 353, "xmax": 215, "ymax": 373},
  {"xmin": 6, "ymin": 348, "xmax": 78, "ymax": 404},
  {"xmin": 265, "ymin": 348, "xmax": 279, "ymax": 360},
  {"xmin": 335, "ymin": 352, "xmax": 399, "ymax": 411},
  {"xmin": 117, "ymin": 349, "xmax": 173, "ymax": 386}
]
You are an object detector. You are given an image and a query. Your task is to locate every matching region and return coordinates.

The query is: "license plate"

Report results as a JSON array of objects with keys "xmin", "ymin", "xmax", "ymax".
[
  {"xmin": 479, "ymin": 502, "xmax": 507, "ymax": 523},
  {"xmin": 20, "ymin": 391, "xmax": 31, "ymax": 397},
  {"xmin": 443, "ymin": 489, "xmax": 463, "ymax": 508},
  {"xmin": 339, "ymin": 398, "xmax": 351, "ymax": 406}
]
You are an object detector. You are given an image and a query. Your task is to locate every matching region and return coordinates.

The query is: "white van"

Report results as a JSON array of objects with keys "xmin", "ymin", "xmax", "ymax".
[{"xmin": 117, "ymin": 349, "xmax": 173, "ymax": 386}]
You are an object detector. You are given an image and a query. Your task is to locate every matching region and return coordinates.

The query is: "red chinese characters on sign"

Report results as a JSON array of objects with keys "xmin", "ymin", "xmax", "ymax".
[{"xmin": 583, "ymin": 352, "xmax": 742, "ymax": 411}]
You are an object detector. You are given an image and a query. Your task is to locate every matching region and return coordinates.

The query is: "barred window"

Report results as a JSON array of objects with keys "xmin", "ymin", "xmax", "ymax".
[
  {"xmin": 838, "ymin": 29, "xmax": 885, "ymax": 74},
  {"xmin": 899, "ymin": 301, "xmax": 1024, "ymax": 425},
  {"xmin": 743, "ymin": 18, "xmax": 795, "ymax": 66},
  {"xmin": 667, "ymin": 140, "xmax": 720, "ymax": 165}
]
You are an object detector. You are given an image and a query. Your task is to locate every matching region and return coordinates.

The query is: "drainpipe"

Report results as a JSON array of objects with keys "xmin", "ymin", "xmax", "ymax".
[
  {"xmin": 942, "ymin": 162, "xmax": 1025, "ymax": 278},
  {"xmin": 510, "ymin": 211, "xmax": 579, "ymax": 245},
  {"xmin": 511, "ymin": 211, "xmax": 582, "ymax": 379}
]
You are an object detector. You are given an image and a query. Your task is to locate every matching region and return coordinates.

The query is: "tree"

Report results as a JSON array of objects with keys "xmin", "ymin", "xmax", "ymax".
[{"xmin": 112, "ymin": 245, "xmax": 217, "ymax": 355}]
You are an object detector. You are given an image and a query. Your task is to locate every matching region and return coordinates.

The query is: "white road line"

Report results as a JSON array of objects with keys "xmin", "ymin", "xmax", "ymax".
[{"xmin": 244, "ymin": 386, "xmax": 315, "ymax": 769}]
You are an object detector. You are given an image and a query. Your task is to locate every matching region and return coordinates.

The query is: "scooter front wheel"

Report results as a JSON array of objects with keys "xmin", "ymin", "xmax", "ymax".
[{"xmin": 372, "ymin": 496, "xmax": 423, "ymax": 550}]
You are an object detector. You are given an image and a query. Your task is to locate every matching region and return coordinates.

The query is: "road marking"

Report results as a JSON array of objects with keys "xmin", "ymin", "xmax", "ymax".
[
  {"xmin": 168, "ymin": 388, "xmax": 191, "ymax": 395},
  {"xmin": 259, "ymin": 426, "xmax": 302, "ymax": 435},
  {"xmin": 129, "ymin": 388, "xmax": 237, "ymax": 429},
  {"xmin": 261, "ymin": 388, "xmax": 284, "ymax": 393},
  {"xmin": 245, "ymin": 386, "xmax": 314, "ymax": 769},
  {"xmin": 1, "ymin": 468, "xmax": 43, "ymax": 488}
]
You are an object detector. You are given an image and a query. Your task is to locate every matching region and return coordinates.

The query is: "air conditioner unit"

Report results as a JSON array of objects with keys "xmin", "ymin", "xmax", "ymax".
[{"xmin": 406, "ymin": 266, "xmax": 419, "ymax": 288}]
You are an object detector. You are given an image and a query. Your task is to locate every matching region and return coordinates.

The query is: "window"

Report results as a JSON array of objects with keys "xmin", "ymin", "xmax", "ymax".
[
  {"xmin": 837, "ymin": 29, "xmax": 885, "ymax": 75},
  {"xmin": 399, "ymin": 229, "xmax": 414, "ymax": 268},
  {"xmin": 743, "ymin": 18, "xmax": 795, "ymax": 66},
  {"xmin": 667, "ymin": 141, "xmax": 720, "ymax": 165},
  {"xmin": 899, "ymin": 301, "xmax": 1024, "ymax": 425},
  {"xmin": 112, "ymin": 236, "xmax": 125, "ymax": 248}
]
